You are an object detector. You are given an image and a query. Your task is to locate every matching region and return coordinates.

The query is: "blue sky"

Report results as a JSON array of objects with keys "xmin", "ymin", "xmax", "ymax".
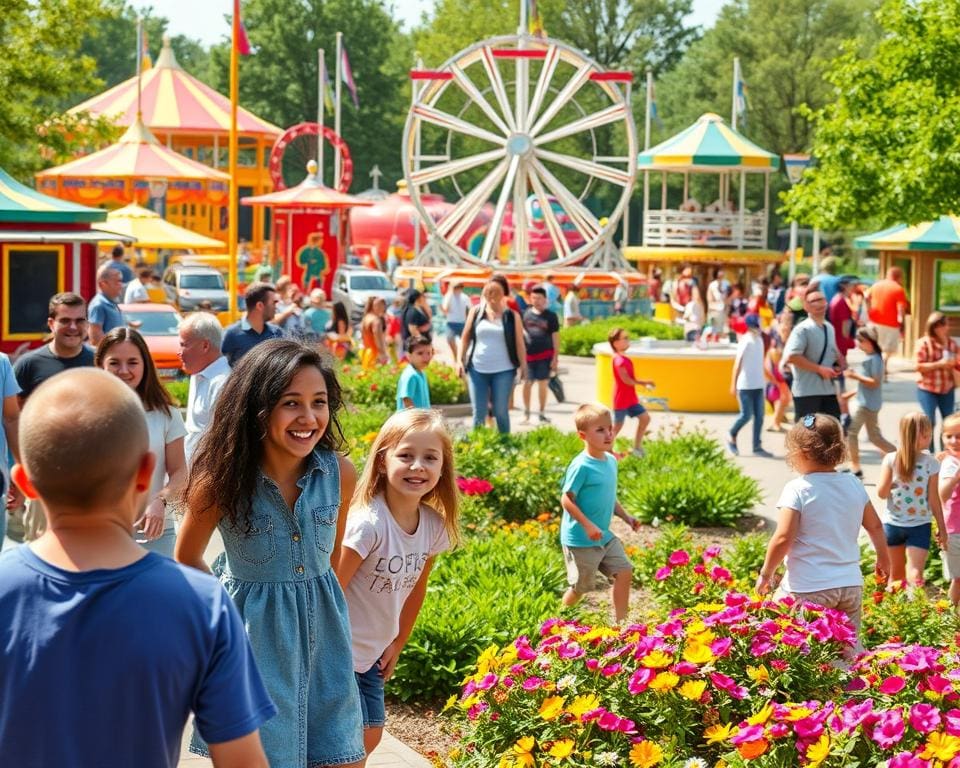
[{"xmin": 154, "ymin": 0, "xmax": 722, "ymax": 47}]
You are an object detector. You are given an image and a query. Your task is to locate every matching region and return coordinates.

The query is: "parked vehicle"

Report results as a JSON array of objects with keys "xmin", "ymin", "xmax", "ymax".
[
  {"xmin": 118, "ymin": 303, "xmax": 186, "ymax": 379},
  {"xmin": 330, "ymin": 266, "xmax": 399, "ymax": 321},
  {"xmin": 160, "ymin": 264, "xmax": 230, "ymax": 314}
]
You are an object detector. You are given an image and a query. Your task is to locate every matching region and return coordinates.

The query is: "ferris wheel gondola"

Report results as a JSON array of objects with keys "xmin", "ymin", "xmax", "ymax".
[{"xmin": 402, "ymin": 34, "xmax": 637, "ymax": 270}]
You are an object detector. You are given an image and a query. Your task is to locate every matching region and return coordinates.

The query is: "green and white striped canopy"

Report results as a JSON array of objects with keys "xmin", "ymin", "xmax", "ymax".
[
  {"xmin": 854, "ymin": 216, "xmax": 960, "ymax": 251},
  {"xmin": 638, "ymin": 113, "xmax": 780, "ymax": 172},
  {"xmin": 0, "ymin": 168, "xmax": 105, "ymax": 224}
]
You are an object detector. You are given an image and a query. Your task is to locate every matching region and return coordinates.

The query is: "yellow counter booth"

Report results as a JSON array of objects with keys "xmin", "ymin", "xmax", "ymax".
[{"xmin": 593, "ymin": 340, "xmax": 739, "ymax": 413}]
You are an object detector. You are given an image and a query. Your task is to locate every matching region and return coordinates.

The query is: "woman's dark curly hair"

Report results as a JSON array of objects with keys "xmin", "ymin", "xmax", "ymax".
[{"xmin": 185, "ymin": 338, "xmax": 346, "ymax": 530}]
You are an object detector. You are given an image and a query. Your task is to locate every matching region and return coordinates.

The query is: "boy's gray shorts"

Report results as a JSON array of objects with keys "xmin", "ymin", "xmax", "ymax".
[{"xmin": 563, "ymin": 536, "xmax": 632, "ymax": 594}]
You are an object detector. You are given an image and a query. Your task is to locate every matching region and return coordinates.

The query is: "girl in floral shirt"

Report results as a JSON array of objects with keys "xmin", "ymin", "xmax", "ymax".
[{"xmin": 877, "ymin": 411, "xmax": 947, "ymax": 587}]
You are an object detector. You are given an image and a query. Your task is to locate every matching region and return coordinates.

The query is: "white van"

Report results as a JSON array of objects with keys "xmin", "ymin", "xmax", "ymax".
[{"xmin": 331, "ymin": 266, "xmax": 398, "ymax": 321}]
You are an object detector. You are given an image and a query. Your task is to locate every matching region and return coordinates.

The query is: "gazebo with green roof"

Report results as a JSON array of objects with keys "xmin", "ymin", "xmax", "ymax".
[{"xmin": 0, "ymin": 167, "xmax": 128, "ymax": 353}]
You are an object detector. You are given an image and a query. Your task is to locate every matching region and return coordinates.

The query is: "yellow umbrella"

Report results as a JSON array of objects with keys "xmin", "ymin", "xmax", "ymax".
[{"xmin": 100, "ymin": 203, "xmax": 226, "ymax": 250}]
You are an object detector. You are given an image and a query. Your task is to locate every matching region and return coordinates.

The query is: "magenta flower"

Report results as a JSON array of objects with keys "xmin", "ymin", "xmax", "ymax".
[
  {"xmin": 945, "ymin": 709, "xmax": 960, "ymax": 736},
  {"xmin": 840, "ymin": 699, "xmax": 875, "ymax": 730},
  {"xmin": 710, "ymin": 565, "xmax": 732, "ymax": 582},
  {"xmin": 703, "ymin": 545, "xmax": 721, "ymax": 560},
  {"xmin": 521, "ymin": 676, "xmax": 544, "ymax": 691},
  {"xmin": 672, "ymin": 661, "xmax": 698, "ymax": 676},
  {"xmin": 476, "ymin": 673, "xmax": 498, "ymax": 690},
  {"xmin": 600, "ymin": 663, "xmax": 622, "ymax": 677},
  {"xmin": 926, "ymin": 674, "xmax": 953, "ymax": 696},
  {"xmin": 628, "ymin": 667, "xmax": 655, "ymax": 695},
  {"xmin": 668, "ymin": 549, "xmax": 690, "ymax": 566},
  {"xmin": 879, "ymin": 676, "xmax": 907, "ymax": 695},
  {"xmin": 793, "ymin": 716, "xmax": 824, "ymax": 740},
  {"xmin": 655, "ymin": 566, "xmax": 673, "ymax": 581},
  {"xmin": 909, "ymin": 703, "xmax": 941, "ymax": 734},
  {"xmin": 467, "ymin": 701, "xmax": 489, "ymax": 720},
  {"xmin": 710, "ymin": 637, "xmax": 733, "ymax": 658},
  {"xmin": 888, "ymin": 753, "xmax": 928, "ymax": 768},
  {"xmin": 900, "ymin": 647, "xmax": 939, "ymax": 673},
  {"xmin": 730, "ymin": 724, "xmax": 765, "ymax": 744},
  {"xmin": 751, "ymin": 634, "xmax": 776, "ymax": 656},
  {"xmin": 456, "ymin": 476, "xmax": 493, "ymax": 495},
  {"xmin": 693, "ymin": 562, "xmax": 706, "ymax": 575},
  {"xmin": 596, "ymin": 710, "xmax": 636, "ymax": 733},
  {"xmin": 557, "ymin": 642, "xmax": 584, "ymax": 660},
  {"xmin": 872, "ymin": 710, "xmax": 905, "ymax": 748}
]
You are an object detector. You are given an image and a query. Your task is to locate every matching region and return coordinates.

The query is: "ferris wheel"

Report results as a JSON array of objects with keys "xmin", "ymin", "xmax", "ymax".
[{"xmin": 402, "ymin": 34, "xmax": 637, "ymax": 269}]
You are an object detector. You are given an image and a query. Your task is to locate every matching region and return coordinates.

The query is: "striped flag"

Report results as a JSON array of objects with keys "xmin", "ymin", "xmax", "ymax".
[
  {"xmin": 734, "ymin": 58, "xmax": 748, "ymax": 127},
  {"xmin": 322, "ymin": 57, "xmax": 334, "ymax": 110},
  {"xmin": 340, "ymin": 45, "xmax": 359, "ymax": 108},
  {"xmin": 649, "ymin": 78, "xmax": 663, "ymax": 128}
]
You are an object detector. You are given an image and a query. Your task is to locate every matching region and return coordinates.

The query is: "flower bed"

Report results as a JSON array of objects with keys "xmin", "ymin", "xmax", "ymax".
[
  {"xmin": 559, "ymin": 316, "xmax": 683, "ymax": 357},
  {"xmin": 338, "ymin": 360, "xmax": 468, "ymax": 408}
]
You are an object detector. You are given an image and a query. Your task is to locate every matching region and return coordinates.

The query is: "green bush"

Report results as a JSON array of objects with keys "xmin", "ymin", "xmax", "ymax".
[
  {"xmin": 619, "ymin": 430, "xmax": 761, "ymax": 528},
  {"xmin": 390, "ymin": 523, "xmax": 565, "ymax": 702},
  {"xmin": 164, "ymin": 379, "xmax": 189, "ymax": 407},
  {"xmin": 338, "ymin": 360, "xmax": 468, "ymax": 409},
  {"xmin": 558, "ymin": 315, "xmax": 683, "ymax": 356}
]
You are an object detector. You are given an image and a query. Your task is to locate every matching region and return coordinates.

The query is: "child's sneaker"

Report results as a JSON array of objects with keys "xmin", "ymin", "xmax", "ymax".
[{"xmin": 631, "ymin": 447, "xmax": 645, "ymax": 459}]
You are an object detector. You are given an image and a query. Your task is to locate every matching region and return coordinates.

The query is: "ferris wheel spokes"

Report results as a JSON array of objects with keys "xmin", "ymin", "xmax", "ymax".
[
  {"xmin": 409, "ymin": 148, "xmax": 503, "ymax": 187},
  {"xmin": 412, "ymin": 104, "xmax": 506, "ymax": 147},
  {"xmin": 536, "ymin": 148, "xmax": 631, "ymax": 186},
  {"xmin": 526, "ymin": 45, "xmax": 561, "ymax": 131},
  {"xmin": 435, "ymin": 159, "xmax": 507, "ymax": 242},
  {"xmin": 450, "ymin": 63, "xmax": 512, "ymax": 136},
  {"xmin": 528, "ymin": 62, "xmax": 593, "ymax": 137},
  {"xmin": 533, "ymin": 159, "xmax": 603, "ymax": 242},
  {"xmin": 528, "ymin": 165, "xmax": 572, "ymax": 261},
  {"xmin": 534, "ymin": 103, "xmax": 628, "ymax": 146},
  {"xmin": 479, "ymin": 154, "xmax": 521, "ymax": 263},
  {"xmin": 480, "ymin": 47, "xmax": 518, "ymax": 133}
]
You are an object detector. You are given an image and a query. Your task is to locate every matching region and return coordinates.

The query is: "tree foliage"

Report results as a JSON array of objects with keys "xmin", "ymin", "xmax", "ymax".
[
  {"xmin": 782, "ymin": 0, "xmax": 960, "ymax": 229},
  {"xmin": 414, "ymin": 0, "xmax": 697, "ymax": 72},
  {"xmin": 0, "ymin": 0, "xmax": 108, "ymax": 178},
  {"xmin": 205, "ymin": 0, "xmax": 413, "ymax": 193}
]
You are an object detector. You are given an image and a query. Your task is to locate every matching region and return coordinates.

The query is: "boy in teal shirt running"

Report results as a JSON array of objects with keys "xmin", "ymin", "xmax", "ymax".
[
  {"xmin": 560, "ymin": 403, "xmax": 641, "ymax": 622},
  {"xmin": 396, "ymin": 336, "xmax": 433, "ymax": 410}
]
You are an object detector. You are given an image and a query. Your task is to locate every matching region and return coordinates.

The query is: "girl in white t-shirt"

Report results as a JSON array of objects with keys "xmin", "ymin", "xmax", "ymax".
[
  {"xmin": 757, "ymin": 414, "xmax": 889, "ymax": 648},
  {"xmin": 336, "ymin": 409, "xmax": 460, "ymax": 762},
  {"xmin": 877, "ymin": 411, "xmax": 947, "ymax": 587}
]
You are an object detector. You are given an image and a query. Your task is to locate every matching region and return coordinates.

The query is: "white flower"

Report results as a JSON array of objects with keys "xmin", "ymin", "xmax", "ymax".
[
  {"xmin": 683, "ymin": 759, "xmax": 708, "ymax": 768},
  {"xmin": 595, "ymin": 752, "xmax": 619, "ymax": 766},
  {"xmin": 556, "ymin": 674, "xmax": 576, "ymax": 691},
  {"xmin": 651, "ymin": 516, "xmax": 661, "ymax": 528}
]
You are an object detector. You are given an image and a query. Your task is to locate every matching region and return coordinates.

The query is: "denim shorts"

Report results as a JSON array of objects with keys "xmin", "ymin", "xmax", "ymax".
[
  {"xmin": 614, "ymin": 402, "xmax": 647, "ymax": 425},
  {"xmin": 884, "ymin": 522, "xmax": 932, "ymax": 550},
  {"xmin": 355, "ymin": 659, "xmax": 386, "ymax": 728},
  {"xmin": 445, "ymin": 321, "xmax": 465, "ymax": 341},
  {"xmin": 527, "ymin": 358, "xmax": 552, "ymax": 381}
]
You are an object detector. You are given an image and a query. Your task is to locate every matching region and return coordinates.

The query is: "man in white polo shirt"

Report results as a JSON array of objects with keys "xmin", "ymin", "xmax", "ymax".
[{"xmin": 178, "ymin": 312, "xmax": 231, "ymax": 464}]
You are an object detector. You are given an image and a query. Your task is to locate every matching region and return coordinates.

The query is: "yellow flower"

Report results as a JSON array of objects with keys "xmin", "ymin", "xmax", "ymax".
[
  {"xmin": 566, "ymin": 693, "xmax": 601, "ymax": 721},
  {"xmin": 511, "ymin": 736, "xmax": 536, "ymax": 767},
  {"xmin": 650, "ymin": 671, "xmax": 680, "ymax": 693},
  {"xmin": 476, "ymin": 645, "xmax": 501, "ymax": 676},
  {"xmin": 678, "ymin": 680, "xmax": 707, "ymax": 701},
  {"xmin": 443, "ymin": 694, "xmax": 458, "ymax": 712},
  {"xmin": 746, "ymin": 665, "xmax": 770, "ymax": 684},
  {"xmin": 747, "ymin": 704, "xmax": 773, "ymax": 726},
  {"xmin": 548, "ymin": 739, "xmax": 575, "ymax": 760},
  {"xmin": 629, "ymin": 740, "xmax": 664, "ymax": 768},
  {"xmin": 583, "ymin": 627, "xmax": 618, "ymax": 643},
  {"xmin": 805, "ymin": 734, "xmax": 830, "ymax": 766},
  {"xmin": 921, "ymin": 732, "xmax": 960, "ymax": 761},
  {"xmin": 785, "ymin": 706, "xmax": 815, "ymax": 721},
  {"xmin": 704, "ymin": 723, "xmax": 733, "ymax": 744},
  {"xmin": 682, "ymin": 643, "xmax": 715, "ymax": 665},
  {"xmin": 641, "ymin": 650, "xmax": 673, "ymax": 669},
  {"xmin": 539, "ymin": 695, "xmax": 566, "ymax": 721}
]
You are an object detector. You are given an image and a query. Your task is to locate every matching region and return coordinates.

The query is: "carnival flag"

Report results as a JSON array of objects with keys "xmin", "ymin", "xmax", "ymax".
[
  {"xmin": 235, "ymin": 0, "xmax": 252, "ymax": 56},
  {"xmin": 340, "ymin": 45, "xmax": 359, "ymax": 108},
  {"xmin": 733, "ymin": 57, "xmax": 748, "ymax": 128},
  {"xmin": 322, "ymin": 56, "xmax": 334, "ymax": 110},
  {"xmin": 140, "ymin": 25, "xmax": 152, "ymax": 70},
  {"xmin": 527, "ymin": 0, "xmax": 546, "ymax": 37}
]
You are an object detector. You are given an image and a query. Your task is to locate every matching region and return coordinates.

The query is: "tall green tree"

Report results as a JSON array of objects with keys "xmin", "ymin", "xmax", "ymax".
[
  {"xmin": 782, "ymin": 0, "xmax": 960, "ymax": 229},
  {"xmin": 415, "ymin": 0, "xmax": 697, "ymax": 72},
  {"xmin": 75, "ymin": 1, "xmax": 211, "ymax": 93},
  {"xmin": 655, "ymin": 0, "xmax": 878, "ymax": 156},
  {"xmin": 0, "ymin": 0, "xmax": 109, "ymax": 179},
  {"xmin": 206, "ymin": 0, "xmax": 413, "ymax": 192}
]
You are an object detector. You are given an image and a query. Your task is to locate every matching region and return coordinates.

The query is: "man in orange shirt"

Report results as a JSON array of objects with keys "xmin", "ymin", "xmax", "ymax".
[{"xmin": 866, "ymin": 267, "xmax": 910, "ymax": 378}]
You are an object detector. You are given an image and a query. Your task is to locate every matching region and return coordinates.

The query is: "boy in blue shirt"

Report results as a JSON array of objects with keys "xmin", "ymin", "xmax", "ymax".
[
  {"xmin": 560, "ymin": 403, "xmax": 641, "ymax": 622},
  {"xmin": 0, "ymin": 369, "xmax": 276, "ymax": 768},
  {"xmin": 396, "ymin": 335, "xmax": 433, "ymax": 410}
]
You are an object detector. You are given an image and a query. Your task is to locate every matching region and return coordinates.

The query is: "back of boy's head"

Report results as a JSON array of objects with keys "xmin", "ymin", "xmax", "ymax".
[
  {"xmin": 944, "ymin": 412, "xmax": 960, "ymax": 433},
  {"xmin": 574, "ymin": 403, "xmax": 611, "ymax": 433},
  {"xmin": 405, "ymin": 335, "xmax": 431, "ymax": 355},
  {"xmin": 607, "ymin": 327, "xmax": 626, "ymax": 346},
  {"xmin": 20, "ymin": 369, "xmax": 147, "ymax": 507},
  {"xmin": 530, "ymin": 286, "xmax": 547, "ymax": 297},
  {"xmin": 784, "ymin": 414, "xmax": 845, "ymax": 470}
]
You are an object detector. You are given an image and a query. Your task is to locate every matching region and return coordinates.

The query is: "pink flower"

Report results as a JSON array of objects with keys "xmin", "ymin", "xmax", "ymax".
[
  {"xmin": 888, "ymin": 753, "xmax": 928, "ymax": 768},
  {"xmin": 770, "ymin": 659, "xmax": 789, "ymax": 672},
  {"xmin": 672, "ymin": 661, "xmax": 698, "ymax": 676},
  {"xmin": 600, "ymin": 663, "xmax": 622, "ymax": 677},
  {"xmin": 711, "ymin": 672, "xmax": 748, "ymax": 700},
  {"xmin": 900, "ymin": 647, "xmax": 939, "ymax": 673},
  {"xmin": 703, "ymin": 545, "xmax": 721, "ymax": 560},
  {"xmin": 467, "ymin": 701, "xmax": 489, "ymax": 720},
  {"xmin": 840, "ymin": 699, "xmax": 875, "ymax": 730},
  {"xmin": 793, "ymin": 716, "xmax": 824, "ymax": 740},
  {"xmin": 455, "ymin": 476, "xmax": 493, "ymax": 495},
  {"xmin": 476, "ymin": 673, "xmax": 498, "ymax": 690},
  {"xmin": 872, "ymin": 710, "xmax": 905, "ymax": 748},
  {"xmin": 655, "ymin": 566, "xmax": 673, "ymax": 581},
  {"xmin": 751, "ymin": 635, "xmax": 776, "ymax": 656},
  {"xmin": 596, "ymin": 710, "xmax": 636, "ymax": 733},
  {"xmin": 909, "ymin": 703, "xmax": 941, "ymax": 734},
  {"xmin": 926, "ymin": 674, "xmax": 953, "ymax": 696},
  {"xmin": 668, "ymin": 550, "xmax": 690, "ymax": 566},
  {"xmin": 521, "ymin": 676, "xmax": 544, "ymax": 691},
  {"xmin": 945, "ymin": 709, "xmax": 960, "ymax": 736},
  {"xmin": 710, "ymin": 637, "xmax": 733, "ymax": 657},
  {"xmin": 628, "ymin": 668, "xmax": 655, "ymax": 695},
  {"xmin": 710, "ymin": 565, "xmax": 732, "ymax": 582},
  {"xmin": 879, "ymin": 676, "xmax": 907, "ymax": 695},
  {"xmin": 730, "ymin": 724, "xmax": 765, "ymax": 744},
  {"xmin": 557, "ymin": 642, "xmax": 584, "ymax": 660}
]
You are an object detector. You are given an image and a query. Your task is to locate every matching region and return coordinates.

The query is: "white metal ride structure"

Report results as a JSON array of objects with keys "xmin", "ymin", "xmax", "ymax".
[{"xmin": 402, "ymin": 31, "xmax": 637, "ymax": 271}]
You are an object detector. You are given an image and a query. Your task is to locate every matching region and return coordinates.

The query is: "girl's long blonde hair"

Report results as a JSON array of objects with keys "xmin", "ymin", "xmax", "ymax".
[
  {"xmin": 896, "ymin": 411, "xmax": 932, "ymax": 482},
  {"xmin": 352, "ymin": 409, "xmax": 461, "ymax": 547}
]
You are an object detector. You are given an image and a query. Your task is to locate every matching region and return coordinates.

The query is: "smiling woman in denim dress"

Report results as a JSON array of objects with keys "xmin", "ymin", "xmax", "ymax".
[{"xmin": 176, "ymin": 339, "xmax": 364, "ymax": 767}]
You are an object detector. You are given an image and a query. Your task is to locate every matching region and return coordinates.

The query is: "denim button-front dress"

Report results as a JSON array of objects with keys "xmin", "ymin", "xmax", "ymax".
[{"xmin": 191, "ymin": 448, "xmax": 364, "ymax": 767}]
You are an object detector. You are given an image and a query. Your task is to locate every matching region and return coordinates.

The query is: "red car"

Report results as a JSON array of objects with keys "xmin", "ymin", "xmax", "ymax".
[{"xmin": 118, "ymin": 303, "xmax": 186, "ymax": 379}]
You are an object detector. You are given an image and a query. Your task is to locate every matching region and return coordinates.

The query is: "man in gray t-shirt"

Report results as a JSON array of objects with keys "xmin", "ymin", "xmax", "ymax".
[{"xmin": 782, "ymin": 287, "xmax": 841, "ymax": 419}]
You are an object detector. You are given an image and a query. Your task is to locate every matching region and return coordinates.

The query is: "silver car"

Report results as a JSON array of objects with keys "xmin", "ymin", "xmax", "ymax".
[
  {"xmin": 161, "ymin": 265, "xmax": 230, "ymax": 313},
  {"xmin": 331, "ymin": 267, "xmax": 399, "ymax": 321}
]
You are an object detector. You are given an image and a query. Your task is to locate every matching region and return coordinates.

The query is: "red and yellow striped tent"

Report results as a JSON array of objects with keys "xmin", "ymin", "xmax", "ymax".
[{"xmin": 36, "ymin": 119, "xmax": 229, "ymax": 207}]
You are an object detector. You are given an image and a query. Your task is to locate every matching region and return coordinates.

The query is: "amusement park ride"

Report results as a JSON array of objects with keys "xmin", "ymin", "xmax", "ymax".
[{"xmin": 258, "ymin": 6, "xmax": 647, "ymax": 302}]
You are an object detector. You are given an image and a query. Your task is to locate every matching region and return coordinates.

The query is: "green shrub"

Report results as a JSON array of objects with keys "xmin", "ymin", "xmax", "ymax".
[
  {"xmin": 338, "ymin": 360, "xmax": 467, "ymax": 409},
  {"xmin": 164, "ymin": 379, "xmax": 189, "ymax": 407},
  {"xmin": 620, "ymin": 431, "xmax": 761, "ymax": 528},
  {"xmin": 338, "ymin": 404, "xmax": 392, "ymax": 466},
  {"xmin": 558, "ymin": 315, "xmax": 682, "ymax": 356},
  {"xmin": 390, "ymin": 523, "xmax": 564, "ymax": 702}
]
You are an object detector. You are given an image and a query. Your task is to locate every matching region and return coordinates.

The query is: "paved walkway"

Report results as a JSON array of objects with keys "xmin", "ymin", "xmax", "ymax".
[{"xmin": 4, "ymin": 342, "xmax": 924, "ymax": 768}]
